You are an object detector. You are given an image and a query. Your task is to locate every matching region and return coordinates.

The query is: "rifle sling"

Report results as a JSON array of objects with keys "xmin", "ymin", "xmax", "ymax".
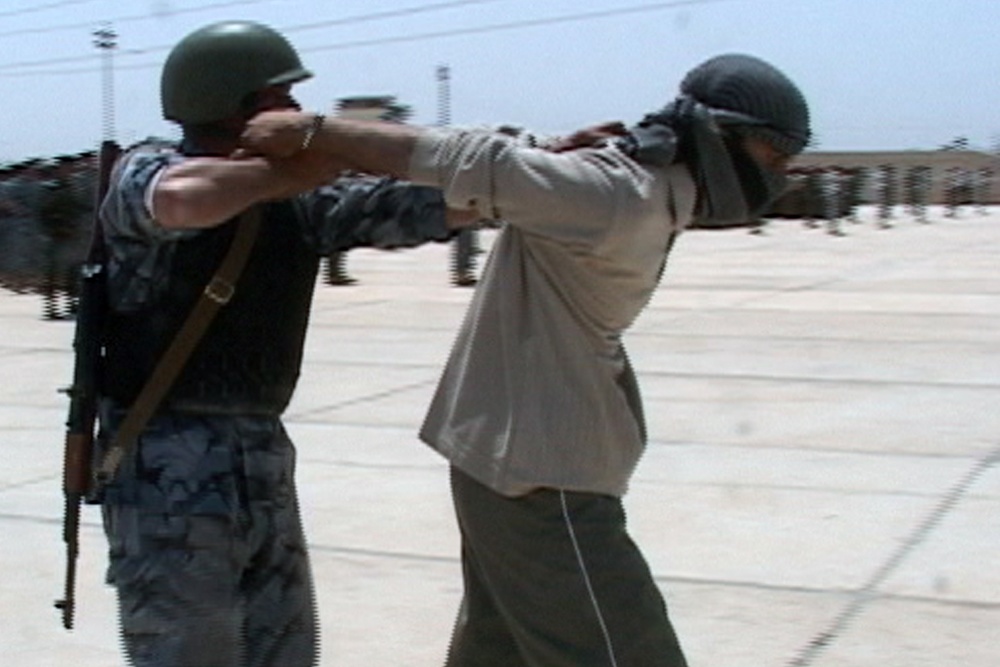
[{"xmin": 95, "ymin": 207, "xmax": 262, "ymax": 484}]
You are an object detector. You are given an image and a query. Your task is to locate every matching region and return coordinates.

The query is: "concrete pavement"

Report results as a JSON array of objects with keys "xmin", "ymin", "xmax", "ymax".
[{"xmin": 2, "ymin": 206, "xmax": 998, "ymax": 666}]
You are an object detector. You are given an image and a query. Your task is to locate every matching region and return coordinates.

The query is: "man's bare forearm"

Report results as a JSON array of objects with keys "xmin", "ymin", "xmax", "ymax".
[
  {"xmin": 309, "ymin": 118, "xmax": 421, "ymax": 179},
  {"xmin": 241, "ymin": 112, "xmax": 424, "ymax": 180},
  {"xmin": 153, "ymin": 152, "xmax": 345, "ymax": 229},
  {"xmin": 313, "ymin": 118, "xmax": 424, "ymax": 178},
  {"xmin": 153, "ymin": 158, "xmax": 282, "ymax": 229}
]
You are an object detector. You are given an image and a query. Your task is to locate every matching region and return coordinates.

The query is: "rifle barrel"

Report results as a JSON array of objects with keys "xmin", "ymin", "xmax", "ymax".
[{"xmin": 55, "ymin": 493, "xmax": 80, "ymax": 629}]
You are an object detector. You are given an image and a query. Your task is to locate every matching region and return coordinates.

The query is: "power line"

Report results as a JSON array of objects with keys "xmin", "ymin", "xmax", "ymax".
[
  {"xmin": 0, "ymin": 0, "xmax": 274, "ymax": 40},
  {"xmin": 0, "ymin": 0, "xmax": 741, "ymax": 77},
  {"xmin": 0, "ymin": 0, "xmax": 498, "ymax": 41},
  {"xmin": 284, "ymin": 0, "xmax": 503, "ymax": 34},
  {"xmin": 300, "ymin": 0, "xmax": 739, "ymax": 55},
  {"xmin": 0, "ymin": 0, "xmax": 98, "ymax": 20},
  {"xmin": 0, "ymin": 0, "xmax": 503, "ymax": 70},
  {"xmin": 0, "ymin": 53, "xmax": 101, "ymax": 73}
]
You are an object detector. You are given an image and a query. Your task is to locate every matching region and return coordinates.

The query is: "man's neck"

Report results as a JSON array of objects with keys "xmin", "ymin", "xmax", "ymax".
[
  {"xmin": 181, "ymin": 117, "xmax": 246, "ymax": 157},
  {"xmin": 181, "ymin": 135, "xmax": 239, "ymax": 157}
]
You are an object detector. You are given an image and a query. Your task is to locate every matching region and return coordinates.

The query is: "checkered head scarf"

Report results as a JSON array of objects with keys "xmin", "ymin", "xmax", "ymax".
[
  {"xmin": 619, "ymin": 54, "xmax": 811, "ymax": 228},
  {"xmin": 680, "ymin": 53, "xmax": 810, "ymax": 156}
]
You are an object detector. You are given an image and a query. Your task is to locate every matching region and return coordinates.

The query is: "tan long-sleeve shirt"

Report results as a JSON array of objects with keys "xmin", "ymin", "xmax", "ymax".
[{"xmin": 409, "ymin": 128, "xmax": 696, "ymax": 497}]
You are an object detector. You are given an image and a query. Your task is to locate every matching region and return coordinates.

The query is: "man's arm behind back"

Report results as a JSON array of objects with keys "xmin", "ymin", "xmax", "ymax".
[{"xmin": 297, "ymin": 174, "xmax": 455, "ymax": 254}]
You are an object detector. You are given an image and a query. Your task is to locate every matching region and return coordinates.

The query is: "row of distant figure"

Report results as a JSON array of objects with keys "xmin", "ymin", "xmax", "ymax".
[
  {"xmin": 0, "ymin": 146, "xmax": 483, "ymax": 320},
  {"xmin": 325, "ymin": 227, "xmax": 480, "ymax": 289},
  {"xmin": 761, "ymin": 164, "xmax": 994, "ymax": 236},
  {"xmin": 0, "ymin": 151, "xmax": 98, "ymax": 320},
  {"xmin": 0, "ymin": 150, "xmax": 994, "ymax": 320}
]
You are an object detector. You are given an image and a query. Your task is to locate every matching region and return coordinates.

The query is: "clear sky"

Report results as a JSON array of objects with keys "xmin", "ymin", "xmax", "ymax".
[{"xmin": 0, "ymin": 0, "xmax": 997, "ymax": 161}]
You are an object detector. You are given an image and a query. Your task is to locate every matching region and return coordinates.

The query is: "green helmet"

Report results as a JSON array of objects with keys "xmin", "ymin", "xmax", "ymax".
[{"xmin": 161, "ymin": 21, "xmax": 312, "ymax": 124}]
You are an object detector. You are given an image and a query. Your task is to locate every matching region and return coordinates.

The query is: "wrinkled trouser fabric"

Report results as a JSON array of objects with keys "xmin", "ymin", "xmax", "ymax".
[
  {"xmin": 98, "ymin": 409, "xmax": 317, "ymax": 667},
  {"xmin": 447, "ymin": 467, "xmax": 688, "ymax": 667}
]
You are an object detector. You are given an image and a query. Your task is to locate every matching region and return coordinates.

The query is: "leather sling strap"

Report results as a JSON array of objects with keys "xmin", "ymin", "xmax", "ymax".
[{"xmin": 95, "ymin": 207, "xmax": 262, "ymax": 484}]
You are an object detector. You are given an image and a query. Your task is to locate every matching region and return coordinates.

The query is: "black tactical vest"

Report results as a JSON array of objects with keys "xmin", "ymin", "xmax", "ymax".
[{"xmin": 102, "ymin": 200, "xmax": 319, "ymax": 415}]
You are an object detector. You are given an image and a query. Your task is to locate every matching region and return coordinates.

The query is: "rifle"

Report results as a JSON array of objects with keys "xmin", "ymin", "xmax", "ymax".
[{"xmin": 55, "ymin": 139, "xmax": 120, "ymax": 630}]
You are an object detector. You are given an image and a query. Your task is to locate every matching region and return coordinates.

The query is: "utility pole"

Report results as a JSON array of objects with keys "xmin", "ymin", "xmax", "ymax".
[
  {"xmin": 93, "ymin": 24, "xmax": 117, "ymax": 142},
  {"xmin": 436, "ymin": 64, "xmax": 451, "ymax": 128},
  {"xmin": 436, "ymin": 63, "xmax": 477, "ymax": 286}
]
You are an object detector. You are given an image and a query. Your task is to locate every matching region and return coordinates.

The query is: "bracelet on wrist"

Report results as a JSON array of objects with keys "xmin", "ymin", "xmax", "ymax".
[{"xmin": 300, "ymin": 113, "xmax": 325, "ymax": 151}]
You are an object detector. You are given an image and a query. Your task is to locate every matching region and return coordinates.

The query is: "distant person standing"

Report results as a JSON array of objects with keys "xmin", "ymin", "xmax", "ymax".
[
  {"xmin": 945, "ymin": 166, "xmax": 963, "ymax": 218},
  {"xmin": 905, "ymin": 165, "xmax": 931, "ymax": 223},
  {"xmin": 802, "ymin": 166, "xmax": 823, "ymax": 228},
  {"xmin": 976, "ymin": 167, "xmax": 992, "ymax": 214},
  {"xmin": 39, "ymin": 157, "xmax": 89, "ymax": 319},
  {"xmin": 451, "ymin": 226, "xmax": 478, "ymax": 286},
  {"xmin": 822, "ymin": 167, "xmax": 845, "ymax": 236},
  {"xmin": 840, "ymin": 167, "xmax": 864, "ymax": 224},
  {"xmin": 877, "ymin": 164, "xmax": 896, "ymax": 229},
  {"xmin": 0, "ymin": 163, "xmax": 42, "ymax": 295},
  {"xmin": 324, "ymin": 249, "xmax": 356, "ymax": 285}
]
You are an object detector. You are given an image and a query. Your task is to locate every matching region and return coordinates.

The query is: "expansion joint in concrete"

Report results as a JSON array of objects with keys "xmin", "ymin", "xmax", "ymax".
[{"xmin": 784, "ymin": 442, "xmax": 1000, "ymax": 667}]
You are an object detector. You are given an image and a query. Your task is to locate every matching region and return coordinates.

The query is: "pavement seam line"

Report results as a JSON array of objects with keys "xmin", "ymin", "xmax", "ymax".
[
  {"xmin": 286, "ymin": 378, "xmax": 438, "ymax": 421},
  {"xmin": 0, "ymin": 472, "xmax": 58, "ymax": 493},
  {"xmin": 784, "ymin": 441, "xmax": 1000, "ymax": 667}
]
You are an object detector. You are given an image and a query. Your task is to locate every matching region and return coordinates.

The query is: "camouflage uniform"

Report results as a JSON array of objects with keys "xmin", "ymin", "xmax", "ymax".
[
  {"xmin": 0, "ymin": 167, "xmax": 48, "ymax": 294},
  {"xmin": 450, "ymin": 228, "xmax": 478, "ymax": 286},
  {"xmin": 821, "ymin": 168, "xmax": 844, "ymax": 236},
  {"xmin": 99, "ymin": 409, "xmax": 313, "ymax": 667},
  {"xmin": 39, "ymin": 164, "xmax": 89, "ymax": 318},
  {"xmin": 841, "ymin": 167, "xmax": 864, "ymax": 223},
  {"xmin": 97, "ymin": 143, "xmax": 452, "ymax": 667},
  {"xmin": 976, "ymin": 168, "xmax": 992, "ymax": 214},
  {"xmin": 906, "ymin": 166, "xmax": 932, "ymax": 223},
  {"xmin": 877, "ymin": 164, "xmax": 896, "ymax": 228}
]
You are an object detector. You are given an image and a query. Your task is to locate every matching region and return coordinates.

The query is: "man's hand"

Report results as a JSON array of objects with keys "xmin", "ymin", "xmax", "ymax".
[
  {"xmin": 242, "ymin": 110, "xmax": 317, "ymax": 158},
  {"xmin": 547, "ymin": 121, "xmax": 628, "ymax": 153}
]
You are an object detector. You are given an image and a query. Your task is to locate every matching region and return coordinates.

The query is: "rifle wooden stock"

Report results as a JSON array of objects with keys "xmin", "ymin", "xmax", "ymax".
[
  {"xmin": 63, "ymin": 433, "xmax": 94, "ymax": 495},
  {"xmin": 56, "ymin": 139, "xmax": 119, "ymax": 630}
]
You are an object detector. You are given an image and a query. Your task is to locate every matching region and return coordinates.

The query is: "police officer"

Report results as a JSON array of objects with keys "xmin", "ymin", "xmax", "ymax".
[
  {"xmin": 976, "ymin": 167, "xmax": 992, "ymax": 215},
  {"xmin": 39, "ymin": 156, "xmax": 89, "ymax": 319},
  {"xmin": 802, "ymin": 166, "xmax": 823, "ymax": 228},
  {"xmin": 906, "ymin": 165, "xmax": 932, "ymax": 223},
  {"xmin": 451, "ymin": 226, "xmax": 478, "ymax": 286},
  {"xmin": 821, "ymin": 167, "xmax": 845, "ymax": 236},
  {"xmin": 839, "ymin": 167, "xmax": 863, "ymax": 224},
  {"xmin": 0, "ymin": 163, "xmax": 35, "ymax": 293},
  {"xmin": 243, "ymin": 52, "xmax": 811, "ymax": 667},
  {"xmin": 877, "ymin": 163, "xmax": 897, "ymax": 228},
  {"xmin": 324, "ymin": 249, "xmax": 356, "ymax": 285},
  {"xmin": 96, "ymin": 21, "xmax": 463, "ymax": 667},
  {"xmin": 945, "ymin": 166, "xmax": 963, "ymax": 218}
]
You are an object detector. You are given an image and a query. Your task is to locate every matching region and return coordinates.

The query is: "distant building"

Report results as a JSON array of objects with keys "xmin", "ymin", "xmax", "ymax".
[{"xmin": 334, "ymin": 95, "xmax": 412, "ymax": 123}]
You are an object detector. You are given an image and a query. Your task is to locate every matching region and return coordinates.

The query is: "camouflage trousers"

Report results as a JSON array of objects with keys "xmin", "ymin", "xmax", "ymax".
[{"xmin": 98, "ymin": 407, "xmax": 318, "ymax": 667}]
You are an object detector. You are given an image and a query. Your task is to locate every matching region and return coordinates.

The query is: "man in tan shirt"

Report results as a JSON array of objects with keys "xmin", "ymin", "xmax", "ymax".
[{"xmin": 242, "ymin": 53, "xmax": 810, "ymax": 667}]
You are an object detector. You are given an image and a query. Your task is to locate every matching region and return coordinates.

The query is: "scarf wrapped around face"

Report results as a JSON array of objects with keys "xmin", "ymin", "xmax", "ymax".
[{"xmin": 617, "ymin": 95, "xmax": 788, "ymax": 229}]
